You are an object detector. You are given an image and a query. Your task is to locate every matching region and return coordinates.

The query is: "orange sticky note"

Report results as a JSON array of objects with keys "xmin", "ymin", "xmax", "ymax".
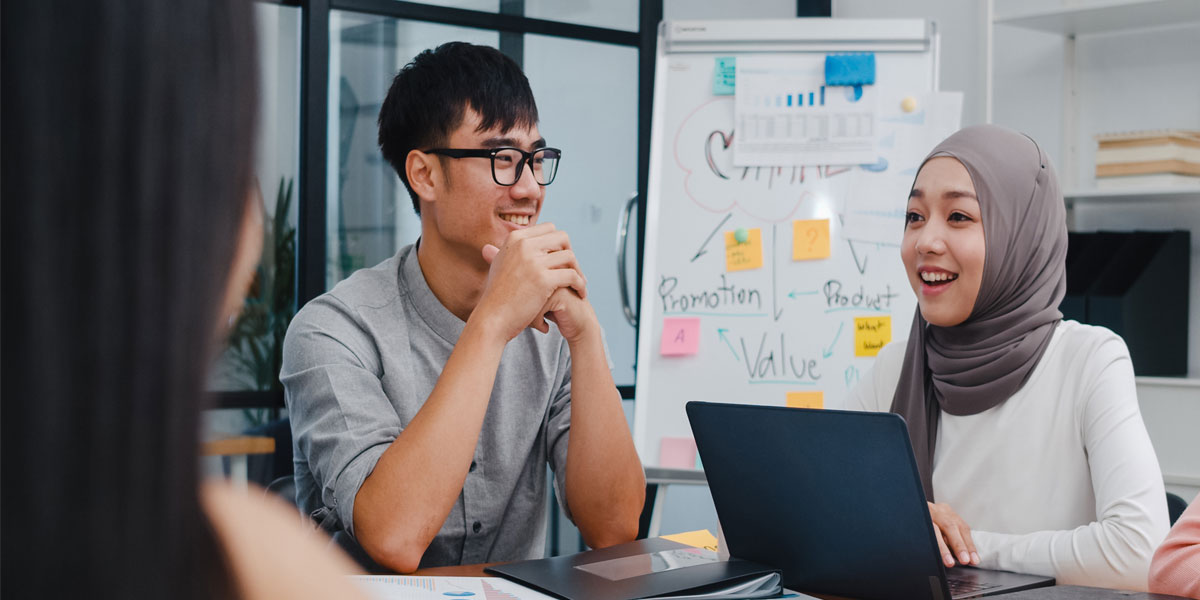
[
  {"xmin": 660, "ymin": 437, "xmax": 699, "ymax": 469},
  {"xmin": 661, "ymin": 317, "xmax": 701, "ymax": 356},
  {"xmin": 854, "ymin": 316, "xmax": 892, "ymax": 357},
  {"xmin": 662, "ymin": 529, "xmax": 719, "ymax": 552},
  {"xmin": 724, "ymin": 228, "xmax": 763, "ymax": 272},
  {"xmin": 786, "ymin": 391, "xmax": 824, "ymax": 409},
  {"xmin": 793, "ymin": 219, "xmax": 831, "ymax": 260}
]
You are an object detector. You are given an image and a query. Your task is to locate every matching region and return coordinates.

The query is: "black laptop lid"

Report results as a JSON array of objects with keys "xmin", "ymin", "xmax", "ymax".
[{"xmin": 687, "ymin": 402, "xmax": 951, "ymax": 600}]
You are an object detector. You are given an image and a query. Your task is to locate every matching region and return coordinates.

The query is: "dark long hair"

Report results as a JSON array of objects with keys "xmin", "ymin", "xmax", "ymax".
[{"xmin": 2, "ymin": 1, "xmax": 259, "ymax": 597}]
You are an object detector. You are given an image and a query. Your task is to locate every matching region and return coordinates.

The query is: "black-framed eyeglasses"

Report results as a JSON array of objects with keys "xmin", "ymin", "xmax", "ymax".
[{"xmin": 424, "ymin": 146, "xmax": 562, "ymax": 186}]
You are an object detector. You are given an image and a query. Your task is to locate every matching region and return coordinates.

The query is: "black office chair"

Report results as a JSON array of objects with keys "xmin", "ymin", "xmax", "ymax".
[{"xmin": 1167, "ymin": 491, "xmax": 1188, "ymax": 526}]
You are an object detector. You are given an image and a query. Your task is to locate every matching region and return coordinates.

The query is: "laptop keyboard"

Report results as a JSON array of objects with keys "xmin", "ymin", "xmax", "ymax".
[{"xmin": 946, "ymin": 577, "xmax": 1003, "ymax": 596}]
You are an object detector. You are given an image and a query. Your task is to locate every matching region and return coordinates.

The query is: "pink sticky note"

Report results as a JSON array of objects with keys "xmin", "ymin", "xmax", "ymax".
[
  {"xmin": 660, "ymin": 437, "xmax": 699, "ymax": 470},
  {"xmin": 661, "ymin": 317, "xmax": 701, "ymax": 356}
]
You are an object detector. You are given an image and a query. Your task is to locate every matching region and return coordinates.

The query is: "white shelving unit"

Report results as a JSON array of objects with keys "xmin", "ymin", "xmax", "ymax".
[
  {"xmin": 993, "ymin": 0, "xmax": 1200, "ymax": 36},
  {"xmin": 986, "ymin": 0, "xmax": 1200, "ymax": 497},
  {"xmin": 986, "ymin": 0, "xmax": 1200, "ymax": 368},
  {"xmin": 1064, "ymin": 186, "xmax": 1200, "ymax": 206},
  {"xmin": 986, "ymin": 0, "xmax": 1200, "ymax": 190}
]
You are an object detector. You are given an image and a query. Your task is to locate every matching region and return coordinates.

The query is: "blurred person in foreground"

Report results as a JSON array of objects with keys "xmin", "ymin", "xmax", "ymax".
[{"xmin": 1, "ymin": 1, "xmax": 368, "ymax": 598}]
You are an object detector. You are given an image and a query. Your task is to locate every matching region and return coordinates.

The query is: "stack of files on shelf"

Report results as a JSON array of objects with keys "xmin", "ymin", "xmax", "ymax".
[{"xmin": 1094, "ymin": 129, "xmax": 1200, "ymax": 188}]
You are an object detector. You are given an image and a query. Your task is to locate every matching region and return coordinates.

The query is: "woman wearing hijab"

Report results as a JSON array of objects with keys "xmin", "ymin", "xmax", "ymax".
[
  {"xmin": 847, "ymin": 124, "xmax": 1169, "ymax": 591},
  {"xmin": 2, "ymin": 1, "xmax": 366, "ymax": 598}
]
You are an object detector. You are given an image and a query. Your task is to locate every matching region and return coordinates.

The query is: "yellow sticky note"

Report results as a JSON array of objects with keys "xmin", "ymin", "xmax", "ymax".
[
  {"xmin": 793, "ymin": 219, "xmax": 831, "ymax": 260},
  {"xmin": 724, "ymin": 228, "xmax": 763, "ymax": 271},
  {"xmin": 662, "ymin": 529, "xmax": 719, "ymax": 552},
  {"xmin": 854, "ymin": 316, "xmax": 892, "ymax": 357},
  {"xmin": 786, "ymin": 391, "xmax": 824, "ymax": 409}
]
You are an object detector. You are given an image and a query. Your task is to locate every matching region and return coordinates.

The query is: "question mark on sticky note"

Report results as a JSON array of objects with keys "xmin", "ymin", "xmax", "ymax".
[{"xmin": 793, "ymin": 218, "xmax": 830, "ymax": 261}]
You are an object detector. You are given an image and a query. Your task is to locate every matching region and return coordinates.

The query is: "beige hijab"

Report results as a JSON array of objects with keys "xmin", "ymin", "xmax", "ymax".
[{"xmin": 890, "ymin": 124, "xmax": 1068, "ymax": 501}]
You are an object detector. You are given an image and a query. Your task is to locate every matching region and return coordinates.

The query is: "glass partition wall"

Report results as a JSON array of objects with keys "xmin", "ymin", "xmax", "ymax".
[
  {"xmin": 319, "ymin": 3, "xmax": 645, "ymax": 388},
  {"xmin": 206, "ymin": 3, "xmax": 302, "ymax": 439},
  {"xmin": 203, "ymin": 1, "xmax": 303, "ymax": 479},
  {"xmin": 326, "ymin": 14, "xmax": 499, "ymax": 285}
]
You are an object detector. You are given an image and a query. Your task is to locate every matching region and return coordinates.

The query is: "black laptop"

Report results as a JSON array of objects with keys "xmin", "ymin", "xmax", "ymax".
[{"xmin": 686, "ymin": 401, "xmax": 1056, "ymax": 600}]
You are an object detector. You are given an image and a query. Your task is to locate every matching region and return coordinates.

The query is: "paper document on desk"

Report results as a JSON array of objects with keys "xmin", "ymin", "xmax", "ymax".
[{"xmin": 350, "ymin": 575, "xmax": 556, "ymax": 600}]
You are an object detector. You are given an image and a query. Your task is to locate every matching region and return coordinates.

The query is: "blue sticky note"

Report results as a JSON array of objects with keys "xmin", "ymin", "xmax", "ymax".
[
  {"xmin": 713, "ymin": 56, "xmax": 736, "ymax": 96},
  {"xmin": 825, "ymin": 53, "xmax": 875, "ymax": 86}
]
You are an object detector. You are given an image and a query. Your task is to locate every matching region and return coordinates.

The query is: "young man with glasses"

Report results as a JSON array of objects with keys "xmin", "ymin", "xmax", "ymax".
[{"xmin": 282, "ymin": 42, "xmax": 645, "ymax": 574}]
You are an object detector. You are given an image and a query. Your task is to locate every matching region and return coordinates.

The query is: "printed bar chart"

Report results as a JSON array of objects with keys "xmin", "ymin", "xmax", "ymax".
[
  {"xmin": 734, "ymin": 56, "xmax": 877, "ymax": 166},
  {"xmin": 755, "ymin": 86, "xmax": 828, "ymax": 109}
]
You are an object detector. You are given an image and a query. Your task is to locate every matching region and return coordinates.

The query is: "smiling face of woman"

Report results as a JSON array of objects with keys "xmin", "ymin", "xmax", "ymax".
[{"xmin": 902, "ymin": 156, "xmax": 987, "ymax": 327}]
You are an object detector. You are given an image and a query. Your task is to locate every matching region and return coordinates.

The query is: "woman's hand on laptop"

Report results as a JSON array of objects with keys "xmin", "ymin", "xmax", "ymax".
[{"xmin": 928, "ymin": 502, "xmax": 980, "ymax": 568}]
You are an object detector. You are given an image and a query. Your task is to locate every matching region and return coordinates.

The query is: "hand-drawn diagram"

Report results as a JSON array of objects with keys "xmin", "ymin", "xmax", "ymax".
[
  {"xmin": 674, "ymin": 98, "xmax": 855, "ymax": 223},
  {"xmin": 635, "ymin": 49, "xmax": 953, "ymax": 467}
]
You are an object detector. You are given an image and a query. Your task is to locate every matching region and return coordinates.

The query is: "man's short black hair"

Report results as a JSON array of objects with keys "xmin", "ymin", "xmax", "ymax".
[{"xmin": 378, "ymin": 42, "xmax": 539, "ymax": 215}]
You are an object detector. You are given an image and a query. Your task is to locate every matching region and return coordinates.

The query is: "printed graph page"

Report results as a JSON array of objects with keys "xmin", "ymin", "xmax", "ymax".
[
  {"xmin": 350, "ymin": 575, "xmax": 556, "ymax": 600},
  {"xmin": 733, "ymin": 55, "xmax": 879, "ymax": 167}
]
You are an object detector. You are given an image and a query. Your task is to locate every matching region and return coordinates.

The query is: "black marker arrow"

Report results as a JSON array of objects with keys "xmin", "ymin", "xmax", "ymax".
[
  {"xmin": 691, "ymin": 212, "xmax": 733, "ymax": 262},
  {"xmin": 847, "ymin": 240, "xmax": 869, "ymax": 275}
]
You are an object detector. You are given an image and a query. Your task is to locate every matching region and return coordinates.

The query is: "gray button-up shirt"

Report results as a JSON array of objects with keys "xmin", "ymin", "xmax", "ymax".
[{"xmin": 281, "ymin": 244, "xmax": 574, "ymax": 568}]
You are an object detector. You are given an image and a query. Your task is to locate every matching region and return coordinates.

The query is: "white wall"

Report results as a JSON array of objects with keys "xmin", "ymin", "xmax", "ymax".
[
  {"xmin": 255, "ymin": 4, "xmax": 302, "ymax": 222},
  {"xmin": 664, "ymin": 0, "xmax": 795, "ymax": 21},
  {"xmin": 833, "ymin": 0, "xmax": 986, "ymax": 127},
  {"xmin": 1140, "ymin": 381, "xmax": 1200, "ymax": 500}
]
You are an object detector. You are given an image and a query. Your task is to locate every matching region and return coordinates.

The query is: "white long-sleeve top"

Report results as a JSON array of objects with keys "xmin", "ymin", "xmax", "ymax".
[{"xmin": 847, "ymin": 320, "xmax": 1170, "ymax": 591}]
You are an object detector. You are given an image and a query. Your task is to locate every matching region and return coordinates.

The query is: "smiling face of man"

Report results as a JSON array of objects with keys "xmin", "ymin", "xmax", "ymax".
[{"xmin": 418, "ymin": 107, "xmax": 547, "ymax": 268}]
